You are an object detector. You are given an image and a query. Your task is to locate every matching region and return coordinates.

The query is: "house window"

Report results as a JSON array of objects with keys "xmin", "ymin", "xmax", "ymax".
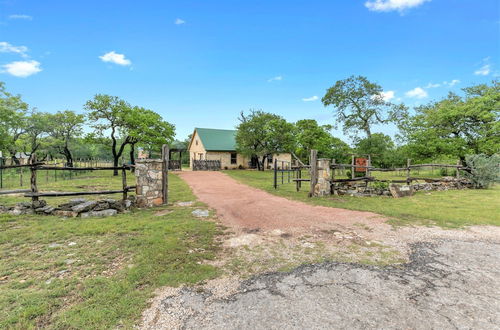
[
  {"xmin": 230, "ymin": 152, "xmax": 237, "ymax": 164},
  {"xmin": 195, "ymin": 140, "xmax": 198, "ymax": 146}
]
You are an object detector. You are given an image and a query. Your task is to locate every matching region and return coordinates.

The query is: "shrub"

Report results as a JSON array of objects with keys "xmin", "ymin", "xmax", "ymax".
[
  {"xmin": 346, "ymin": 170, "xmax": 366, "ymax": 179},
  {"xmin": 371, "ymin": 181, "xmax": 389, "ymax": 190},
  {"xmin": 464, "ymin": 154, "xmax": 500, "ymax": 189}
]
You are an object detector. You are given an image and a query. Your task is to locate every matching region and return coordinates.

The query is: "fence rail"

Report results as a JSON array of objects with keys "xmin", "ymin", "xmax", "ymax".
[{"xmin": 0, "ymin": 156, "xmax": 133, "ymax": 202}]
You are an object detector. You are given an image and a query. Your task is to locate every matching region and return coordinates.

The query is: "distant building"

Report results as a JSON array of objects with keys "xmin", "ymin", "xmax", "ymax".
[{"xmin": 188, "ymin": 128, "xmax": 291, "ymax": 170}]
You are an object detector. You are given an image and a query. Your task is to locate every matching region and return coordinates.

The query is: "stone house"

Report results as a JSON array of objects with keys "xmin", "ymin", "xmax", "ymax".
[{"xmin": 188, "ymin": 128, "xmax": 292, "ymax": 170}]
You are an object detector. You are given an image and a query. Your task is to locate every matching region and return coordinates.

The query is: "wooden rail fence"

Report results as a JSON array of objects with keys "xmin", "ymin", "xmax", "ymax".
[{"xmin": 0, "ymin": 155, "xmax": 135, "ymax": 202}]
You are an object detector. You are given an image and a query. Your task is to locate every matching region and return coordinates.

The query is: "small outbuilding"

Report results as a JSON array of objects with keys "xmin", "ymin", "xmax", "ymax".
[{"xmin": 188, "ymin": 128, "xmax": 291, "ymax": 170}]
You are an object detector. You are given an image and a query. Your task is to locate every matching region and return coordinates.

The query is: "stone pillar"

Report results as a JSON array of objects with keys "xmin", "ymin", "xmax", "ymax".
[
  {"xmin": 135, "ymin": 159, "xmax": 164, "ymax": 208},
  {"xmin": 314, "ymin": 158, "xmax": 331, "ymax": 197}
]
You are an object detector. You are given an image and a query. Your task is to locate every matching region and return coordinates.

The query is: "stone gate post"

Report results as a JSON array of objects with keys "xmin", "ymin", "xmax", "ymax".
[
  {"xmin": 135, "ymin": 159, "xmax": 164, "ymax": 207},
  {"xmin": 314, "ymin": 158, "xmax": 331, "ymax": 197}
]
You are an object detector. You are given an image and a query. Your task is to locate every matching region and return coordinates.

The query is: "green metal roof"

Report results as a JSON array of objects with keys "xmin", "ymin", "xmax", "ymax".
[{"xmin": 195, "ymin": 128, "xmax": 237, "ymax": 151}]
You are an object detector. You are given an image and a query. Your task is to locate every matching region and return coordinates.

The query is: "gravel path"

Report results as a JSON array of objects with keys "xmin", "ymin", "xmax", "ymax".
[
  {"xmin": 177, "ymin": 171, "xmax": 386, "ymax": 232},
  {"xmin": 142, "ymin": 238, "xmax": 500, "ymax": 329}
]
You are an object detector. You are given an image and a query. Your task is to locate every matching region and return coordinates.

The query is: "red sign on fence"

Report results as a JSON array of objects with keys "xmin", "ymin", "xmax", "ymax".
[{"xmin": 355, "ymin": 157, "xmax": 367, "ymax": 172}]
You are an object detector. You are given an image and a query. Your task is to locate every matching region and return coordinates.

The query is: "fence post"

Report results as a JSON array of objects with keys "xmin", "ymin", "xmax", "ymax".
[
  {"xmin": 309, "ymin": 149, "xmax": 318, "ymax": 197},
  {"xmin": 332, "ymin": 159, "xmax": 336, "ymax": 181},
  {"xmin": 273, "ymin": 158, "xmax": 278, "ymax": 189},
  {"xmin": 161, "ymin": 144, "xmax": 169, "ymax": 205},
  {"xmin": 30, "ymin": 155, "xmax": 38, "ymax": 203},
  {"xmin": 406, "ymin": 159, "xmax": 411, "ymax": 185},
  {"xmin": 122, "ymin": 165, "xmax": 127, "ymax": 201},
  {"xmin": 367, "ymin": 155, "xmax": 371, "ymax": 177},
  {"xmin": 351, "ymin": 155, "xmax": 355, "ymax": 179},
  {"xmin": 456, "ymin": 160, "xmax": 460, "ymax": 179},
  {"xmin": 0, "ymin": 157, "xmax": 3, "ymax": 189}
]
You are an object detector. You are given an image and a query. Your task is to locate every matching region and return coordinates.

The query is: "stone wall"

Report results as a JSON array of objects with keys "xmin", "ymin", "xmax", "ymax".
[{"xmin": 135, "ymin": 159, "xmax": 164, "ymax": 207}]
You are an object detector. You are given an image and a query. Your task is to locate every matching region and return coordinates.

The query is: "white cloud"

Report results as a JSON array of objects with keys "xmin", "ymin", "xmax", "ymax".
[
  {"xmin": 175, "ymin": 18, "xmax": 185, "ymax": 25},
  {"xmin": 405, "ymin": 87, "xmax": 428, "ymax": 99},
  {"xmin": 302, "ymin": 95, "xmax": 319, "ymax": 102},
  {"xmin": 380, "ymin": 90, "xmax": 395, "ymax": 101},
  {"xmin": 0, "ymin": 41, "xmax": 28, "ymax": 57},
  {"xmin": 1, "ymin": 60, "xmax": 41, "ymax": 77},
  {"xmin": 9, "ymin": 14, "xmax": 32, "ymax": 20},
  {"xmin": 474, "ymin": 64, "xmax": 491, "ymax": 76},
  {"xmin": 425, "ymin": 82, "xmax": 441, "ymax": 88},
  {"xmin": 474, "ymin": 57, "xmax": 492, "ymax": 76},
  {"xmin": 99, "ymin": 51, "xmax": 131, "ymax": 66},
  {"xmin": 444, "ymin": 79, "xmax": 460, "ymax": 87},
  {"xmin": 267, "ymin": 75, "xmax": 282, "ymax": 82},
  {"xmin": 371, "ymin": 90, "xmax": 395, "ymax": 102},
  {"xmin": 365, "ymin": 0, "xmax": 431, "ymax": 12}
]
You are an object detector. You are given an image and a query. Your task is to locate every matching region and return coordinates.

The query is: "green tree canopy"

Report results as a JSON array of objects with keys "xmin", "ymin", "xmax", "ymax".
[
  {"xmin": 294, "ymin": 119, "xmax": 351, "ymax": 163},
  {"xmin": 400, "ymin": 81, "xmax": 500, "ymax": 162},
  {"xmin": 236, "ymin": 110, "xmax": 296, "ymax": 170},
  {"xmin": 322, "ymin": 75, "xmax": 407, "ymax": 139},
  {"xmin": 46, "ymin": 110, "xmax": 85, "ymax": 166},
  {"xmin": 0, "ymin": 82, "xmax": 29, "ymax": 163},
  {"xmin": 84, "ymin": 94, "xmax": 175, "ymax": 174}
]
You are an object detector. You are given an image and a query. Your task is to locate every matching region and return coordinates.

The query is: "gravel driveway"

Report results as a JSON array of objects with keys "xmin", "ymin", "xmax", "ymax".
[{"xmin": 143, "ymin": 238, "xmax": 500, "ymax": 329}]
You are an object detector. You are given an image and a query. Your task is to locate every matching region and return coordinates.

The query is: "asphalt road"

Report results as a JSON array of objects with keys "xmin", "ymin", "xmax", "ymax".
[{"xmin": 148, "ymin": 238, "xmax": 500, "ymax": 329}]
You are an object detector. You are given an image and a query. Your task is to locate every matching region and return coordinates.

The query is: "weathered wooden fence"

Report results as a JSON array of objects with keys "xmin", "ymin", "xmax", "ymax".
[
  {"xmin": 192, "ymin": 160, "xmax": 221, "ymax": 171},
  {"xmin": 0, "ymin": 156, "xmax": 134, "ymax": 202}
]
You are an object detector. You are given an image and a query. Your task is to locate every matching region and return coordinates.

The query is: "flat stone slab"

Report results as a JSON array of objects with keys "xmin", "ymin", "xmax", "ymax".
[
  {"xmin": 176, "ymin": 201, "xmax": 195, "ymax": 207},
  {"xmin": 80, "ymin": 209, "xmax": 118, "ymax": 218},
  {"xmin": 71, "ymin": 201, "xmax": 98, "ymax": 213},
  {"xmin": 389, "ymin": 183, "xmax": 414, "ymax": 198},
  {"xmin": 192, "ymin": 209, "xmax": 209, "ymax": 217}
]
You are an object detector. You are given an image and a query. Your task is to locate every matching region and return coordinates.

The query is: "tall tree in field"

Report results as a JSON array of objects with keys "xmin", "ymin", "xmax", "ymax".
[
  {"xmin": 322, "ymin": 75, "xmax": 407, "ymax": 139},
  {"xmin": 120, "ymin": 106, "xmax": 175, "ymax": 166},
  {"xmin": 401, "ymin": 81, "xmax": 500, "ymax": 163},
  {"xmin": 85, "ymin": 95, "xmax": 134, "ymax": 174},
  {"xmin": 20, "ymin": 111, "xmax": 51, "ymax": 157},
  {"xmin": 47, "ymin": 110, "xmax": 85, "ymax": 167},
  {"xmin": 294, "ymin": 119, "xmax": 351, "ymax": 163},
  {"xmin": 236, "ymin": 110, "xmax": 296, "ymax": 170},
  {"xmin": 85, "ymin": 94, "xmax": 175, "ymax": 175},
  {"xmin": 0, "ymin": 82, "xmax": 28, "ymax": 164}
]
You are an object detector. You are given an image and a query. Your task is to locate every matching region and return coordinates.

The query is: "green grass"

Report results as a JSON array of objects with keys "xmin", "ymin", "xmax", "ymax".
[
  {"xmin": 0, "ymin": 173, "xmax": 221, "ymax": 329},
  {"xmin": 224, "ymin": 170, "xmax": 500, "ymax": 228}
]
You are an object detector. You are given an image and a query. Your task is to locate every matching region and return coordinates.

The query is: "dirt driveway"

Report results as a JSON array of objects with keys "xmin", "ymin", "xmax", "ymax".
[{"xmin": 177, "ymin": 171, "xmax": 386, "ymax": 233}]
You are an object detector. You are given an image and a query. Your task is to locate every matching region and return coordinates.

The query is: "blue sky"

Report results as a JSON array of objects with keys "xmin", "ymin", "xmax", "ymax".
[{"xmin": 1, "ymin": 0, "xmax": 499, "ymax": 142}]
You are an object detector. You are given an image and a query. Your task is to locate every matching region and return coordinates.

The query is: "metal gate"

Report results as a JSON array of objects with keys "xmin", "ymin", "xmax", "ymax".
[{"xmin": 192, "ymin": 160, "xmax": 221, "ymax": 171}]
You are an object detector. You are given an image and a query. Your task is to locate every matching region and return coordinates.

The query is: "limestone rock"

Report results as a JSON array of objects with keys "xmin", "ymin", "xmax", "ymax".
[
  {"xmin": 53, "ymin": 210, "xmax": 78, "ymax": 218},
  {"xmin": 389, "ymin": 184, "xmax": 414, "ymax": 198},
  {"xmin": 192, "ymin": 209, "xmax": 209, "ymax": 217},
  {"xmin": 80, "ymin": 209, "xmax": 117, "ymax": 218},
  {"xmin": 71, "ymin": 201, "xmax": 97, "ymax": 213}
]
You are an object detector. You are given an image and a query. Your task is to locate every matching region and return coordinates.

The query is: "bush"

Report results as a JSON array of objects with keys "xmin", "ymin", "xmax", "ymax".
[
  {"xmin": 464, "ymin": 154, "xmax": 500, "ymax": 188},
  {"xmin": 346, "ymin": 170, "xmax": 366, "ymax": 179},
  {"xmin": 371, "ymin": 181, "xmax": 389, "ymax": 190}
]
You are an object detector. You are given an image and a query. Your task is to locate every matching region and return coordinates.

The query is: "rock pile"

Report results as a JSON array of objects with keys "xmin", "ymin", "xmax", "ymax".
[
  {"xmin": 0, "ymin": 197, "xmax": 135, "ymax": 218},
  {"xmin": 333, "ymin": 177, "xmax": 472, "ymax": 197}
]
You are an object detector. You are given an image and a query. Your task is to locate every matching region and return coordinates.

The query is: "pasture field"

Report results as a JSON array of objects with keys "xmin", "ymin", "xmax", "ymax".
[
  {"xmin": 224, "ymin": 170, "xmax": 500, "ymax": 228},
  {"xmin": 0, "ymin": 173, "xmax": 220, "ymax": 329}
]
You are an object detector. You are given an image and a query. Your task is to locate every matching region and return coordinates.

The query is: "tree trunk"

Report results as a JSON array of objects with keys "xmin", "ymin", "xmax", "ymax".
[
  {"xmin": 129, "ymin": 143, "xmax": 136, "ymax": 172},
  {"xmin": 260, "ymin": 155, "xmax": 267, "ymax": 171},
  {"xmin": 64, "ymin": 146, "xmax": 74, "ymax": 167}
]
